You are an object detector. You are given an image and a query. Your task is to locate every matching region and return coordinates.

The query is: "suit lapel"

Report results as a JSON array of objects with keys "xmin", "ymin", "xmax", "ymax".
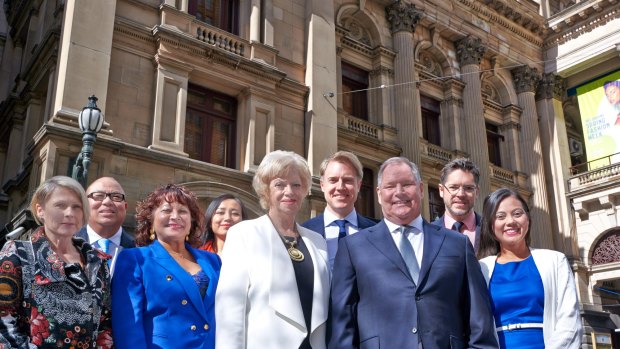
[
  {"xmin": 266, "ymin": 216, "xmax": 306, "ymax": 330},
  {"xmin": 299, "ymin": 227, "xmax": 329, "ymax": 333},
  {"xmin": 150, "ymin": 241, "xmax": 208, "ymax": 322},
  {"xmin": 366, "ymin": 221, "xmax": 412, "ymax": 281},
  {"xmin": 418, "ymin": 222, "xmax": 446, "ymax": 287}
]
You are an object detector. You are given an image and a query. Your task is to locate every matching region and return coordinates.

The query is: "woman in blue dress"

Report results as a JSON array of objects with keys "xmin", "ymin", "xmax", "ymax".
[{"xmin": 478, "ymin": 188, "xmax": 582, "ymax": 349}]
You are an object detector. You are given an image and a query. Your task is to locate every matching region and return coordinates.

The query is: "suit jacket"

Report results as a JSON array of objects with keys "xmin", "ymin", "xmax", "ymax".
[
  {"xmin": 432, "ymin": 212, "xmax": 481, "ymax": 253},
  {"xmin": 75, "ymin": 226, "xmax": 136, "ymax": 249},
  {"xmin": 112, "ymin": 240, "xmax": 221, "ymax": 349},
  {"xmin": 215, "ymin": 215, "xmax": 330, "ymax": 349},
  {"xmin": 330, "ymin": 220, "xmax": 498, "ymax": 349},
  {"xmin": 479, "ymin": 249, "xmax": 582, "ymax": 349},
  {"xmin": 301, "ymin": 212, "xmax": 377, "ymax": 237}
]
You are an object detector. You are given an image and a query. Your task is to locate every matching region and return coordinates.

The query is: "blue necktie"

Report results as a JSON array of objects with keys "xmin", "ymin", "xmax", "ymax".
[
  {"xmin": 98, "ymin": 239, "xmax": 112, "ymax": 268},
  {"xmin": 451, "ymin": 221, "xmax": 464, "ymax": 232},
  {"xmin": 335, "ymin": 220, "xmax": 348, "ymax": 240},
  {"xmin": 399, "ymin": 226, "xmax": 420, "ymax": 284}
]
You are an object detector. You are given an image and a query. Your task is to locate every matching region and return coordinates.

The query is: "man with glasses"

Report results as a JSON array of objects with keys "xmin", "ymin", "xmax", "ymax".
[
  {"xmin": 433, "ymin": 158, "xmax": 481, "ymax": 253},
  {"xmin": 76, "ymin": 177, "xmax": 135, "ymax": 275}
]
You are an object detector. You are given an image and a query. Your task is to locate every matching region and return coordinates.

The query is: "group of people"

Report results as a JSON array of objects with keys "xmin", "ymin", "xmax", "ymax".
[{"xmin": 0, "ymin": 150, "xmax": 582, "ymax": 349}]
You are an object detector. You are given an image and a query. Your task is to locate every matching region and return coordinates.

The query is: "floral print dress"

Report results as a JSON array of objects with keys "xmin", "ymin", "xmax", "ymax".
[{"xmin": 0, "ymin": 228, "xmax": 113, "ymax": 348}]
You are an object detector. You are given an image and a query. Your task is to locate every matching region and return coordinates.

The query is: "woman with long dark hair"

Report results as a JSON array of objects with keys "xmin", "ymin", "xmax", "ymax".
[{"xmin": 478, "ymin": 188, "xmax": 582, "ymax": 349}]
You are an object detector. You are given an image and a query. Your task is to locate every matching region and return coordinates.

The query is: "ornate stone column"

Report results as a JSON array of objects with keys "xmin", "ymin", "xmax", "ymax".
[
  {"xmin": 456, "ymin": 36, "xmax": 489, "ymax": 203},
  {"xmin": 535, "ymin": 73, "xmax": 576, "ymax": 255},
  {"xmin": 511, "ymin": 65, "xmax": 554, "ymax": 250},
  {"xmin": 386, "ymin": 1, "xmax": 423, "ymax": 164}
]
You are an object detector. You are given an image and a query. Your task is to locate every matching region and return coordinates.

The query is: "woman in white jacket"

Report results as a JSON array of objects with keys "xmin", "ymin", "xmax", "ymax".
[
  {"xmin": 215, "ymin": 150, "xmax": 330, "ymax": 349},
  {"xmin": 478, "ymin": 188, "xmax": 582, "ymax": 349}
]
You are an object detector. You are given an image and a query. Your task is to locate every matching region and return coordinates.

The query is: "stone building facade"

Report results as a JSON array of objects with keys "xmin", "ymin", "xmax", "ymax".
[{"xmin": 0, "ymin": 0, "xmax": 619, "ymax": 346}]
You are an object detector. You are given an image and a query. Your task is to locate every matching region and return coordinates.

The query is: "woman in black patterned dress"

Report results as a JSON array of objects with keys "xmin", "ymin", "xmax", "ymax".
[{"xmin": 0, "ymin": 176, "xmax": 113, "ymax": 348}]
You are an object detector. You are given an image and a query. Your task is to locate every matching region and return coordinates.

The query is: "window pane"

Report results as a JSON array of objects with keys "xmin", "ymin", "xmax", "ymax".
[
  {"xmin": 421, "ymin": 96, "xmax": 441, "ymax": 146},
  {"xmin": 355, "ymin": 168, "xmax": 375, "ymax": 218},
  {"xmin": 341, "ymin": 62, "xmax": 369, "ymax": 120},
  {"xmin": 209, "ymin": 118, "xmax": 232, "ymax": 166},
  {"xmin": 428, "ymin": 186, "xmax": 445, "ymax": 221}
]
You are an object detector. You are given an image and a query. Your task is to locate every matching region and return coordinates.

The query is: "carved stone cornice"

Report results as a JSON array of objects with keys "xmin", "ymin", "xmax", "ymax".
[
  {"xmin": 511, "ymin": 65, "xmax": 539, "ymax": 94},
  {"xmin": 385, "ymin": 1, "xmax": 423, "ymax": 34},
  {"xmin": 456, "ymin": 36, "xmax": 487, "ymax": 66},
  {"xmin": 535, "ymin": 73, "xmax": 567, "ymax": 101},
  {"xmin": 499, "ymin": 121, "xmax": 521, "ymax": 132},
  {"xmin": 369, "ymin": 67, "xmax": 393, "ymax": 78}
]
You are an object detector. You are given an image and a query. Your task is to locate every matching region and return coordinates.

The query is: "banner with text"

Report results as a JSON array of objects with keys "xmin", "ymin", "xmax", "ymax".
[{"xmin": 576, "ymin": 70, "xmax": 620, "ymax": 168}]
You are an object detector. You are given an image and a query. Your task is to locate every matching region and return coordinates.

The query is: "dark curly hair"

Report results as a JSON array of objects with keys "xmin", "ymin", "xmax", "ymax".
[{"xmin": 135, "ymin": 184, "xmax": 205, "ymax": 248}]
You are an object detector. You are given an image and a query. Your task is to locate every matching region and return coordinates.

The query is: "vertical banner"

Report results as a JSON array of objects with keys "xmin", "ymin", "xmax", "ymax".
[{"xmin": 576, "ymin": 70, "xmax": 620, "ymax": 168}]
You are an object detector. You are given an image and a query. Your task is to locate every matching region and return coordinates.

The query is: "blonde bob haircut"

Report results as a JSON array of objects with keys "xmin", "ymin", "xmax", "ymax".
[
  {"xmin": 252, "ymin": 150, "xmax": 312, "ymax": 210},
  {"xmin": 30, "ymin": 175, "xmax": 89, "ymax": 225}
]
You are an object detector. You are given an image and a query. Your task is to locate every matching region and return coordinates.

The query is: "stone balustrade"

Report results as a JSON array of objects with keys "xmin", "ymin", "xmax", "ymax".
[
  {"xmin": 490, "ymin": 164, "xmax": 517, "ymax": 184},
  {"xmin": 569, "ymin": 162, "xmax": 620, "ymax": 190},
  {"xmin": 194, "ymin": 23, "xmax": 246, "ymax": 56}
]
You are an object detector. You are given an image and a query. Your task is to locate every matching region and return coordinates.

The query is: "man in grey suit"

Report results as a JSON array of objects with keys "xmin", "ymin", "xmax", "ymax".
[
  {"xmin": 302, "ymin": 151, "xmax": 376, "ymax": 270},
  {"xmin": 76, "ymin": 177, "xmax": 135, "ymax": 275},
  {"xmin": 330, "ymin": 157, "xmax": 497, "ymax": 349}
]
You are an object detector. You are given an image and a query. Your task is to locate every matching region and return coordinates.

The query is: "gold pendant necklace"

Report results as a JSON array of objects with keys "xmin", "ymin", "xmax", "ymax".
[{"xmin": 282, "ymin": 236, "xmax": 304, "ymax": 262}]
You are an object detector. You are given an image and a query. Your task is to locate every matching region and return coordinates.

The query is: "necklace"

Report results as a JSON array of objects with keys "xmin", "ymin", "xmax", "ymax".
[
  {"xmin": 168, "ymin": 249, "xmax": 189, "ymax": 261},
  {"xmin": 281, "ymin": 236, "xmax": 304, "ymax": 262},
  {"xmin": 268, "ymin": 215, "xmax": 305, "ymax": 262}
]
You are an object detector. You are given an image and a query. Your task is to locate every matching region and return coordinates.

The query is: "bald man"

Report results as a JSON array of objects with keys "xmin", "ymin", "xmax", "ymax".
[{"xmin": 75, "ymin": 177, "xmax": 135, "ymax": 275}]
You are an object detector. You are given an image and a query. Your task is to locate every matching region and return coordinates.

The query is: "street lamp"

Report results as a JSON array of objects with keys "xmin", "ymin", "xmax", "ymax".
[{"xmin": 72, "ymin": 95, "xmax": 104, "ymax": 188}]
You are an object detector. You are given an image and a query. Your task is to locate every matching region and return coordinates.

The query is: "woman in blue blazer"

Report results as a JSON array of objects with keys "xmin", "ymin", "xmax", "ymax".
[{"xmin": 112, "ymin": 184, "xmax": 221, "ymax": 349}]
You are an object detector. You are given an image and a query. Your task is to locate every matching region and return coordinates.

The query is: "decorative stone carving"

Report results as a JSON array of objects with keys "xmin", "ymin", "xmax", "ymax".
[
  {"xmin": 592, "ymin": 229, "xmax": 620, "ymax": 265},
  {"xmin": 385, "ymin": 1, "xmax": 423, "ymax": 34},
  {"xmin": 418, "ymin": 51, "xmax": 443, "ymax": 77},
  {"xmin": 369, "ymin": 67, "xmax": 393, "ymax": 77},
  {"xmin": 456, "ymin": 36, "xmax": 487, "ymax": 66},
  {"xmin": 481, "ymin": 80, "xmax": 500, "ymax": 103},
  {"xmin": 341, "ymin": 17, "xmax": 372, "ymax": 46},
  {"xmin": 535, "ymin": 73, "xmax": 566, "ymax": 101},
  {"xmin": 511, "ymin": 65, "xmax": 539, "ymax": 94}
]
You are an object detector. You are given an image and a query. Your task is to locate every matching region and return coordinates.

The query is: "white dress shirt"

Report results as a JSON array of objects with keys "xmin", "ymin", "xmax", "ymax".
[
  {"xmin": 385, "ymin": 216, "xmax": 424, "ymax": 267},
  {"xmin": 86, "ymin": 225, "xmax": 124, "ymax": 276},
  {"xmin": 322, "ymin": 209, "xmax": 360, "ymax": 271}
]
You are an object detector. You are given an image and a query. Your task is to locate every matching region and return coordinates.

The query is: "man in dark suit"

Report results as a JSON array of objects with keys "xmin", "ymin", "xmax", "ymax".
[
  {"xmin": 302, "ymin": 151, "xmax": 376, "ymax": 270},
  {"xmin": 432, "ymin": 157, "xmax": 482, "ymax": 253},
  {"xmin": 76, "ymin": 177, "xmax": 135, "ymax": 276},
  {"xmin": 330, "ymin": 157, "xmax": 498, "ymax": 349}
]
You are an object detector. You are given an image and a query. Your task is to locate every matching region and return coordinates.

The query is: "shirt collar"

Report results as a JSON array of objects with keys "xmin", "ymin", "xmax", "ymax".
[
  {"xmin": 86, "ymin": 224, "xmax": 123, "ymax": 246},
  {"xmin": 323, "ymin": 208, "xmax": 359, "ymax": 228},
  {"xmin": 444, "ymin": 211, "xmax": 476, "ymax": 231},
  {"xmin": 385, "ymin": 215, "xmax": 424, "ymax": 234}
]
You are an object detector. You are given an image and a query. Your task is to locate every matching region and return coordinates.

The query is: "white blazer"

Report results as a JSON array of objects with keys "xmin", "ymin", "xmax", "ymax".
[
  {"xmin": 215, "ymin": 215, "xmax": 330, "ymax": 349},
  {"xmin": 479, "ymin": 248, "xmax": 582, "ymax": 349}
]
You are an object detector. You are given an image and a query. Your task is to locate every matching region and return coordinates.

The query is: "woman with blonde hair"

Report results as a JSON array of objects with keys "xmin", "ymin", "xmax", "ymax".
[
  {"xmin": 0, "ymin": 176, "xmax": 112, "ymax": 348},
  {"xmin": 215, "ymin": 150, "xmax": 330, "ymax": 349}
]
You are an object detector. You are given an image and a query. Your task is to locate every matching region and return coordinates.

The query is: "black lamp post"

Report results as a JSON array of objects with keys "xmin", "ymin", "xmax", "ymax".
[{"xmin": 72, "ymin": 95, "xmax": 104, "ymax": 188}]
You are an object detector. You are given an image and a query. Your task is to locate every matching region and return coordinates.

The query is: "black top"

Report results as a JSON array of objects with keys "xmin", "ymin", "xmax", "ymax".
[{"xmin": 283, "ymin": 236, "xmax": 315, "ymax": 349}]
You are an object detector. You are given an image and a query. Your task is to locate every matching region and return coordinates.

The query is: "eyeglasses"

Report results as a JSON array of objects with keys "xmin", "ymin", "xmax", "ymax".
[
  {"xmin": 88, "ymin": 191, "xmax": 126, "ymax": 202},
  {"xmin": 442, "ymin": 184, "xmax": 477, "ymax": 195}
]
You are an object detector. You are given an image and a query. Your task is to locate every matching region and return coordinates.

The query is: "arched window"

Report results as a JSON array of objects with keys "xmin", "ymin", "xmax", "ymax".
[{"xmin": 592, "ymin": 229, "xmax": 620, "ymax": 265}]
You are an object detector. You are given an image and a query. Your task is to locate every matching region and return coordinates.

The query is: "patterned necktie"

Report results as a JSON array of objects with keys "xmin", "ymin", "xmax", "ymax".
[
  {"xmin": 451, "ymin": 221, "xmax": 464, "ymax": 233},
  {"xmin": 335, "ymin": 220, "xmax": 348, "ymax": 240},
  {"xmin": 398, "ymin": 226, "xmax": 420, "ymax": 284}
]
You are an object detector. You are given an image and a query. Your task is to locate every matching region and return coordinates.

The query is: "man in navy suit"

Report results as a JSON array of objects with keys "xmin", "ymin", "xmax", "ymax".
[
  {"xmin": 75, "ymin": 177, "xmax": 135, "ymax": 276},
  {"xmin": 302, "ymin": 151, "xmax": 377, "ymax": 270},
  {"xmin": 432, "ymin": 158, "xmax": 482, "ymax": 253},
  {"xmin": 330, "ymin": 157, "xmax": 498, "ymax": 349}
]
